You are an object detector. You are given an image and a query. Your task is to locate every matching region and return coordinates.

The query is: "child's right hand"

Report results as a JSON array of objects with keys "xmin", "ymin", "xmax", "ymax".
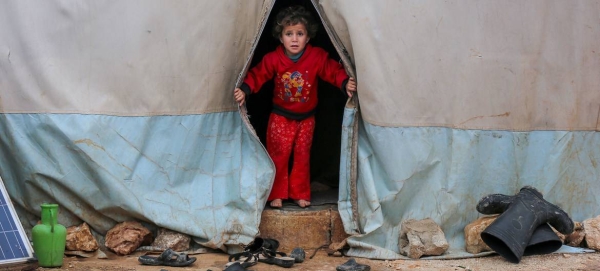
[{"xmin": 234, "ymin": 88, "xmax": 246, "ymax": 106}]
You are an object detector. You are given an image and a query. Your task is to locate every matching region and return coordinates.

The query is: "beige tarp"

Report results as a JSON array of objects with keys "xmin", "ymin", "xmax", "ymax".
[
  {"xmin": 324, "ymin": 0, "xmax": 600, "ymax": 131},
  {"xmin": 1, "ymin": 0, "xmax": 269, "ymax": 115},
  {"xmin": 2, "ymin": 1, "xmax": 599, "ymax": 130}
]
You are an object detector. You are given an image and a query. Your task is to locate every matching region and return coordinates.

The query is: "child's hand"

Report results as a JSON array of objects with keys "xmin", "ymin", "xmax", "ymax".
[
  {"xmin": 234, "ymin": 88, "xmax": 246, "ymax": 106},
  {"xmin": 346, "ymin": 77, "xmax": 357, "ymax": 97}
]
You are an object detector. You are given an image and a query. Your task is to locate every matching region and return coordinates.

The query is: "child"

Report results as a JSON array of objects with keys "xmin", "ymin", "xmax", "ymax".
[{"xmin": 234, "ymin": 6, "xmax": 357, "ymax": 208}]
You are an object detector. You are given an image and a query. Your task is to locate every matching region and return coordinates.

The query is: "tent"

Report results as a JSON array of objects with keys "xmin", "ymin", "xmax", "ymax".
[{"xmin": 1, "ymin": 0, "xmax": 599, "ymax": 260}]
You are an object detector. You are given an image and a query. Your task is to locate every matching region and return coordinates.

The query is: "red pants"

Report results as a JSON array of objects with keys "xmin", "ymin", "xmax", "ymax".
[{"xmin": 266, "ymin": 113, "xmax": 315, "ymax": 201}]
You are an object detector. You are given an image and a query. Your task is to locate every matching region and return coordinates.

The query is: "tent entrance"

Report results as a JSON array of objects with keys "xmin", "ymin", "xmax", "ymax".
[{"xmin": 241, "ymin": 0, "xmax": 354, "ymax": 205}]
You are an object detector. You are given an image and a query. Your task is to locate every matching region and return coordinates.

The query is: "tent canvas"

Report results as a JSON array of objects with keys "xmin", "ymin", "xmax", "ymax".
[{"xmin": 1, "ymin": 0, "xmax": 599, "ymax": 260}]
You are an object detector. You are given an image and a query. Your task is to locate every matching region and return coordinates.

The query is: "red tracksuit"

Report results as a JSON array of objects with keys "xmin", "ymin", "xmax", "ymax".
[{"xmin": 242, "ymin": 44, "xmax": 349, "ymax": 201}]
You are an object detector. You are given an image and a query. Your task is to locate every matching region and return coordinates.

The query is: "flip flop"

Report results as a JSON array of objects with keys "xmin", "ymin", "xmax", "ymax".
[
  {"xmin": 138, "ymin": 248, "xmax": 196, "ymax": 267},
  {"xmin": 226, "ymin": 251, "xmax": 257, "ymax": 269},
  {"xmin": 224, "ymin": 261, "xmax": 253, "ymax": 271},
  {"xmin": 257, "ymin": 251, "xmax": 295, "ymax": 268},
  {"xmin": 336, "ymin": 258, "xmax": 370, "ymax": 271}
]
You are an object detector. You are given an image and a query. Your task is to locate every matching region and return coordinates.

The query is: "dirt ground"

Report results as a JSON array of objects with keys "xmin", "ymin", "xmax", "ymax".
[{"xmin": 32, "ymin": 249, "xmax": 600, "ymax": 271}]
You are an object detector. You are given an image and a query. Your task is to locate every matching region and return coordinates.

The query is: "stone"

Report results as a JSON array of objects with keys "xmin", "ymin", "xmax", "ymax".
[
  {"xmin": 151, "ymin": 228, "xmax": 191, "ymax": 251},
  {"xmin": 464, "ymin": 215, "xmax": 497, "ymax": 254},
  {"xmin": 583, "ymin": 215, "xmax": 600, "ymax": 250},
  {"xmin": 565, "ymin": 221, "xmax": 585, "ymax": 247},
  {"xmin": 104, "ymin": 221, "xmax": 153, "ymax": 255},
  {"xmin": 66, "ymin": 222, "xmax": 99, "ymax": 252},
  {"xmin": 399, "ymin": 218, "xmax": 449, "ymax": 259},
  {"xmin": 259, "ymin": 207, "xmax": 332, "ymax": 252}
]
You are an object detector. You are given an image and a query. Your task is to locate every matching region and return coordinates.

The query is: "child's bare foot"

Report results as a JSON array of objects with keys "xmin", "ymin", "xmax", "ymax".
[
  {"xmin": 294, "ymin": 200, "xmax": 311, "ymax": 208},
  {"xmin": 270, "ymin": 199, "xmax": 283, "ymax": 208}
]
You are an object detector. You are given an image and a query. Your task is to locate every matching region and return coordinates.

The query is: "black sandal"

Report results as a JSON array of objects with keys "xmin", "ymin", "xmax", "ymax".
[
  {"xmin": 232, "ymin": 237, "xmax": 294, "ymax": 268},
  {"xmin": 138, "ymin": 248, "xmax": 196, "ymax": 267},
  {"xmin": 224, "ymin": 261, "xmax": 254, "ymax": 271},
  {"xmin": 256, "ymin": 251, "xmax": 295, "ymax": 268},
  {"xmin": 227, "ymin": 251, "xmax": 257, "ymax": 266},
  {"xmin": 336, "ymin": 258, "xmax": 370, "ymax": 271}
]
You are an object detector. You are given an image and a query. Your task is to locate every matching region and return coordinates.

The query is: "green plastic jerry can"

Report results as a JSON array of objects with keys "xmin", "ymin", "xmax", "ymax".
[{"xmin": 32, "ymin": 203, "xmax": 67, "ymax": 267}]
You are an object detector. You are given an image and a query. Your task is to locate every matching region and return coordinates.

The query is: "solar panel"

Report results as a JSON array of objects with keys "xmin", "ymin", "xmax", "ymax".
[{"xmin": 0, "ymin": 176, "xmax": 35, "ymax": 265}]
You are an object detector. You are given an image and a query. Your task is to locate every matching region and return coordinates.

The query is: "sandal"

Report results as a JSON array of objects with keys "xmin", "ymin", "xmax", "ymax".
[
  {"xmin": 256, "ymin": 252, "xmax": 295, "ymax": 268},
  {"xmin": 336, "ymin": 258, "xmax": 370, "ymax": 271},
  {"xmin": 224, "ymin": 261, "xmax": 254, "ymax": 271},
  {"xmin": 138, "ymin": 248, "xmax": 196, "ymax": 267},
  {"xmin": 245, "ymin": 237, "xmax": 279, "ymax": 252},
  {"xmin": 233, "ymin": 237, "xmax": 294, "ymax": 268},
  {"xmin": 226, "ymin": 251, "xmax": 257, "ymax": 269}
]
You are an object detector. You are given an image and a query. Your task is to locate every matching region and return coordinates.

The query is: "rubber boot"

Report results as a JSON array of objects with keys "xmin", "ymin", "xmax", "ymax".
[
  {"xmin": 523, "ymin": 223, "xmax": 563, "ymax": 256},
  {"xmin": 478, "ymin": 186, "xmax": 574, "ymax": 263},
  {"xmin": 476, "ymin": 191, "xmax": 563, "ymax": 256}
]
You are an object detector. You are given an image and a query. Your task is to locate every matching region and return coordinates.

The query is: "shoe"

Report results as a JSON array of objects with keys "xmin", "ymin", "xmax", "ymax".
[
  {"xmin": 256, "ymin": 253, "xmax": 295, "ymax": 268},
  {"xmin": 227, "ymin": 251, "xmax": 257, "ymax": 268},
  {"xmin": 232, "ymin": 237, "xmax": 293, "ymax": 268},
  {"xmin": 479, "ymin": 186, "xmax": 574, "ymax": 263},
  {"xmin": 477, "ymin": 191, "xmax": 564, "ymax": 256},
  {"xmin": 242, "ymin": 237, "xmax": 279, "ymax": 254},
  {"xmin": 336, "ymin": 258, "xmax": 370, "ymax": 271},
  {"xmin": 523, "ymin": 223, "xmax": 563, "ymax": 256},
  {"xmin": 138, "ymin": 248, "xmax": 196, "ymax": 267},
  {"xmin": 224, "ymin": 261, "xmax": 253, "ymax": 271}
]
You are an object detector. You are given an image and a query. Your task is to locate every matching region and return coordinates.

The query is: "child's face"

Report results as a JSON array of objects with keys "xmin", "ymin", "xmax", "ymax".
[{"xmin": 280, "ymin": 23, "xmax": 310, "ymax": 56}]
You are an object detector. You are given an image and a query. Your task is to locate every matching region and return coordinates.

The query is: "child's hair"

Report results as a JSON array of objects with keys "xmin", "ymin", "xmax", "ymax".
[{"xmin": 272, "ymin": 5, "xmax": 318, "ymax": 39}]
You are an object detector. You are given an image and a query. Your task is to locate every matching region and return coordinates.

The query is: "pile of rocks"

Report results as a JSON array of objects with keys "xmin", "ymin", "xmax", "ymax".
[{"xmin": 65, "ymin": 221, "xmax": 191, "ymax": 256}]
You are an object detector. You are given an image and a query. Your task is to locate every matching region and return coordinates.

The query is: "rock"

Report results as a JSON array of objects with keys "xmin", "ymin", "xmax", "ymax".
[
  {"xmin": 104, "ymin": 221, "xmax": 153, "ymax": 255},
  {"xmin": 399, "ymin": 218, "xmax": 449, "ymax": 259},
  {"xmin": 464, "ymin": 215, "xmax": 497, "ymax": 254},
  {"xmin": 151, "ymin": 228, "xmax": 191, "ymax": 251},
  {"xmin": 583, "ymin": 215, "xmax": 600, "ymax": 250},
  {"xmin": 66, "ymin": 222, "xmax": 99, "ymax": 252},
  {"xmin": 565, "ymin": 221, "xmax": 585, "ymax": 247}
]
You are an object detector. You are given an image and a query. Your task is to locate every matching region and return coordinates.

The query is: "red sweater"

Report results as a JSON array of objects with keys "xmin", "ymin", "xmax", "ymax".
[{"xmin": 242, "ymin": 44, "xmax": 349, "ymax": 119}]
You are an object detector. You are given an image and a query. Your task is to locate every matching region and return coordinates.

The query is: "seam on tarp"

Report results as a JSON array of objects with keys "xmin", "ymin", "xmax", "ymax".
[{"xmin": 361, "ymin": 115, "xmax": 600, "ymax": 132}]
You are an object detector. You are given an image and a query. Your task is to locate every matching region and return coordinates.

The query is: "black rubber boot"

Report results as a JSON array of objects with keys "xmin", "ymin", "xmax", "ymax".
[
  {"xmin": 476, "ymin": 191, "xmax": 563, "ymax": 256},
  {"xmin": 478, "ymin": 186, "xmax": 574, "ymax": 263},
  {"xmin": 523, "ymin": 223, "xmax": 563, "ymax": 256}
]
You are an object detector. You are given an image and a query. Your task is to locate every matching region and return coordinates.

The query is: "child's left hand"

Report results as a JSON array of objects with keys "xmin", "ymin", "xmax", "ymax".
[{"xmin": 346, "ymin": 77, "xmax": 357, "ymax": 97}]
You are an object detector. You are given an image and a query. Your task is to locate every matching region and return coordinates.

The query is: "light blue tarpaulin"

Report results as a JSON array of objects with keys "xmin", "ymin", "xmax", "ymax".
[
  {"xmin": 0, "ymin": 113, "xmax": 273, "ymax": 251},
  {"xmin": 339, "ymin": 111, "xmax": 600, "ymax": 259}
]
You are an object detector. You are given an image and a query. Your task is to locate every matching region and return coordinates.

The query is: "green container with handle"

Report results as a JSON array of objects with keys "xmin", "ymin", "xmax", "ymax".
[{"xmin": 32, "ymin": 203, "xmax": 67, "ymax": 267}]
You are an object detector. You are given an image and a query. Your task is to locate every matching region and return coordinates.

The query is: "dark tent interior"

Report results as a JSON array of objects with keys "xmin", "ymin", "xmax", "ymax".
[{"xmin": 245, "ymin": 0, "xmax": 347, "ymax": 205}]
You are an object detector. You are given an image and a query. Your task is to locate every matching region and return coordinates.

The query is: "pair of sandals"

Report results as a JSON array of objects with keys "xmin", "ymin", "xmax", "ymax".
[
  {"xmin": 138, "ymin": 248, "xmax": 196, "ymax": 267},
  {"xmin": 226, "ymin": 237, "xmax": 305, "ymax": 270}
]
